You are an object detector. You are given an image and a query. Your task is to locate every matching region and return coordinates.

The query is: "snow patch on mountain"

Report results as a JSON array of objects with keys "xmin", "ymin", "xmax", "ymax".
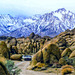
[
  {"xmin": 23, "ymin": 19, "xmax": 35, "ymax": 23},
  {"xmin": 0, "ymin": 8, "xmax": 75, "ymax": 37},
  {"xmin": 54, "ymin": 12, "xmax": 62, "ymax": 20}
]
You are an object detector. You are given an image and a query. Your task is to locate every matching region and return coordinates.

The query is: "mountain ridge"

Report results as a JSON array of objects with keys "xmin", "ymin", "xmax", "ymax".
[{"xmin": 0, "ymin": 8, "xmax": 75, "ymax": 37}]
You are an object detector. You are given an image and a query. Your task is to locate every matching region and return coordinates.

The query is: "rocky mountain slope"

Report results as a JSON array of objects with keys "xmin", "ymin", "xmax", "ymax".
[
  {"xmin": 0, "ymin": 8, "xmax": 75, "ymax": 37},
  {"xmin": 27, "ymin": 28, "xmax": 75, "ymax": 72}
]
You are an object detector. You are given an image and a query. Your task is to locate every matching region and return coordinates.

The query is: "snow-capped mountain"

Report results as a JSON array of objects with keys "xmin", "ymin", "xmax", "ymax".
[
  {"xmin": 0, "ymin": 14, "xmax": 25, "ymax": 34},
  {"xmin": 0, "ymin": 8, "xmax": 75, "ymax": 38}
]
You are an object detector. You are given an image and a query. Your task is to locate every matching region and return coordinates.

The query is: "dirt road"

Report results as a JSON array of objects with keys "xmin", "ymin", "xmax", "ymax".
[{"xmin": 14, "ymin": 61, "xmax": 61, "ymax": 75}]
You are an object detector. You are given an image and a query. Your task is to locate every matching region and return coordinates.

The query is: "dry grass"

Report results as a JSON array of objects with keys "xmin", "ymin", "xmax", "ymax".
[
  {"xmin": 61, "ymin": 65, "xmax": 74, "ymax": 75},
  {"xmin": 41, "ymin": 68, "xmax": 61, "ymax": 74},
  {"xmin": 61, "ymin": 68, "xmax": 73, "ymax": 75},
  {"xmin": 35, "ymin": 62, "xmax": 45, "ymax": 68}
]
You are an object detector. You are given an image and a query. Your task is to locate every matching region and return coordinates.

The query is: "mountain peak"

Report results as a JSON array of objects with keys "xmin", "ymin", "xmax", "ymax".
[
  {"xmin": 55, "ymin": 8, "xmax": 66, "ymax": 13},
  {"xmin": 0, "ymin": 8, "xmax": 75, "ymax": 38}
]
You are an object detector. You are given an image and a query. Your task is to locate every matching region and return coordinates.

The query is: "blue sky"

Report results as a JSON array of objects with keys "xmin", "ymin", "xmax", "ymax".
[{"xmin": 0, "ymin": 0, "xmax": 75, "ymax": 17}]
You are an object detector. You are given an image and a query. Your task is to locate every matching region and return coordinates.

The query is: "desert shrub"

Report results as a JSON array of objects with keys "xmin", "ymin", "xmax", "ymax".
[
  {"xmin": 35, "ymin": 62, "xmax": 45, "ymax": 68},
  {"xmin": 61, "ymin": 57, "xmax": 73, "ymax": 65},
  {"xmin": 61, "ymin": 48, "xmax": 72, "ymax": 57},
  {"xmin": 70, "ymin": 57, "xmax": 75, "ymax": 67},
  {"xmin": 0, "ymin": 62, "xmax": 10, "ymax": 75},
  {"xmin": 0, "ymin": 41, "xmax": 9, "ymax": 58},
  {"xmin": 69, "ymin": 50, "xmax": 75, "ymax": 58},
  {"xmin": 61, "ymin": 65, "xmax": 74, "ymax": 75},
  {"xmin": 5, "ymin": 60, "xmax": 21, "ymax": 75},
  {"xmin": 10, "ymin": 54, "xmax": 22, "ymax": 60},
  {"xmin": 61, "ymin": 68, "xmax": 73, "ymax": 75},
  {"xmin": 27, "ymin": 62, "xmax": 45, "ymax": 70},
  {"xmin": 65, "ymin": 57, "xmax": 73, "ymax": 65},
  {"xmin": 59, "ymin": 58, "xmax": 67, "ymax": 65},
  {"xmin": 59, "ymin": 57, "xmax": 75, "ymax": 66},
  {"xmin": 64, "ymin": 57, "xmax": 75, "ymax": 67},
  {"xmin": 62, "ymin": 65, "xmax": 74, "ymax": 69}
]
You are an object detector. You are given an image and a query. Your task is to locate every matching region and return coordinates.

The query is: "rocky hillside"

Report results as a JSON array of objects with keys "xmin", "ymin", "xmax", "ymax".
[
  {"xmin": 28, "ymin": 28, "xmax": 75, "ymax": 71},
  {"xmin": 4, "ymin": 33, "xmax": 51, "ymax": 55},
  {"xmin": 0, "ymin": 28, "xmax": 75, "ymax": 75}
]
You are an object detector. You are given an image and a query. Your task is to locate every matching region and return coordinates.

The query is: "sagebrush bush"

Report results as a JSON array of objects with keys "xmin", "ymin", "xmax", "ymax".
[
  {"xmin": 61, "ymin": 68, "xmax": 73, "ymax": 75},
  {"xmin": 62, "ymin": 65, "xmax": 74, "ymax": 69},
  {"xmin": 59, "ymin": 58, "xmax": 67, "ymax": 65},
  {"xmin": 70, "ymin": 57, "xmax": 75, "ymax": 67},
  {"xmin": 61, "ymin": 65, "xmax": 74, "ymax": 75},
  {"xmin": 5, "ymin": 60, "xmax": 21, "ymax": 75},
  {"xmin": 0, "ymin": 62, "xmax": 10, "ymax": 75},
  {"xmin": 35, "ymin": 62, "xmax": 45, "ymax": 68}
]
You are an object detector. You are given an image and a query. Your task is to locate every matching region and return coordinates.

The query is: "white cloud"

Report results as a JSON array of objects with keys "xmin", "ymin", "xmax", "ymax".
[{"xmin": 0, "ymin": 0, "xmax": 75, "ymax": 16}]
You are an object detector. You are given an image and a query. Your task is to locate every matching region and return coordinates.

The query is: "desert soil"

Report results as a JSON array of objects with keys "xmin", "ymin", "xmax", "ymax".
[{"xmin": 14, "ymin": 61, "xmax": 61, "ymax": 75}]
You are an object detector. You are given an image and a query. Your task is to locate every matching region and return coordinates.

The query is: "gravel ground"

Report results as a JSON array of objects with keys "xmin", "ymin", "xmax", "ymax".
[{"xmin": 14, "ymin": 61, "xmax": 61, "ymax": 75}]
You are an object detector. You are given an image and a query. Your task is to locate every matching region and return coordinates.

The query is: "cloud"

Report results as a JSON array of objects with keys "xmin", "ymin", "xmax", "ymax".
[{"xmin": 0, "ymin": 0, "xmax": 75, "ymax": 16}]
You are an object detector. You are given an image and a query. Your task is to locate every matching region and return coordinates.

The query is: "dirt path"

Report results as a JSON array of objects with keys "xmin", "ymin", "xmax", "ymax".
[{"xmin": 14, "ymin": 61, "xmax": 61, "ymax": 75}]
